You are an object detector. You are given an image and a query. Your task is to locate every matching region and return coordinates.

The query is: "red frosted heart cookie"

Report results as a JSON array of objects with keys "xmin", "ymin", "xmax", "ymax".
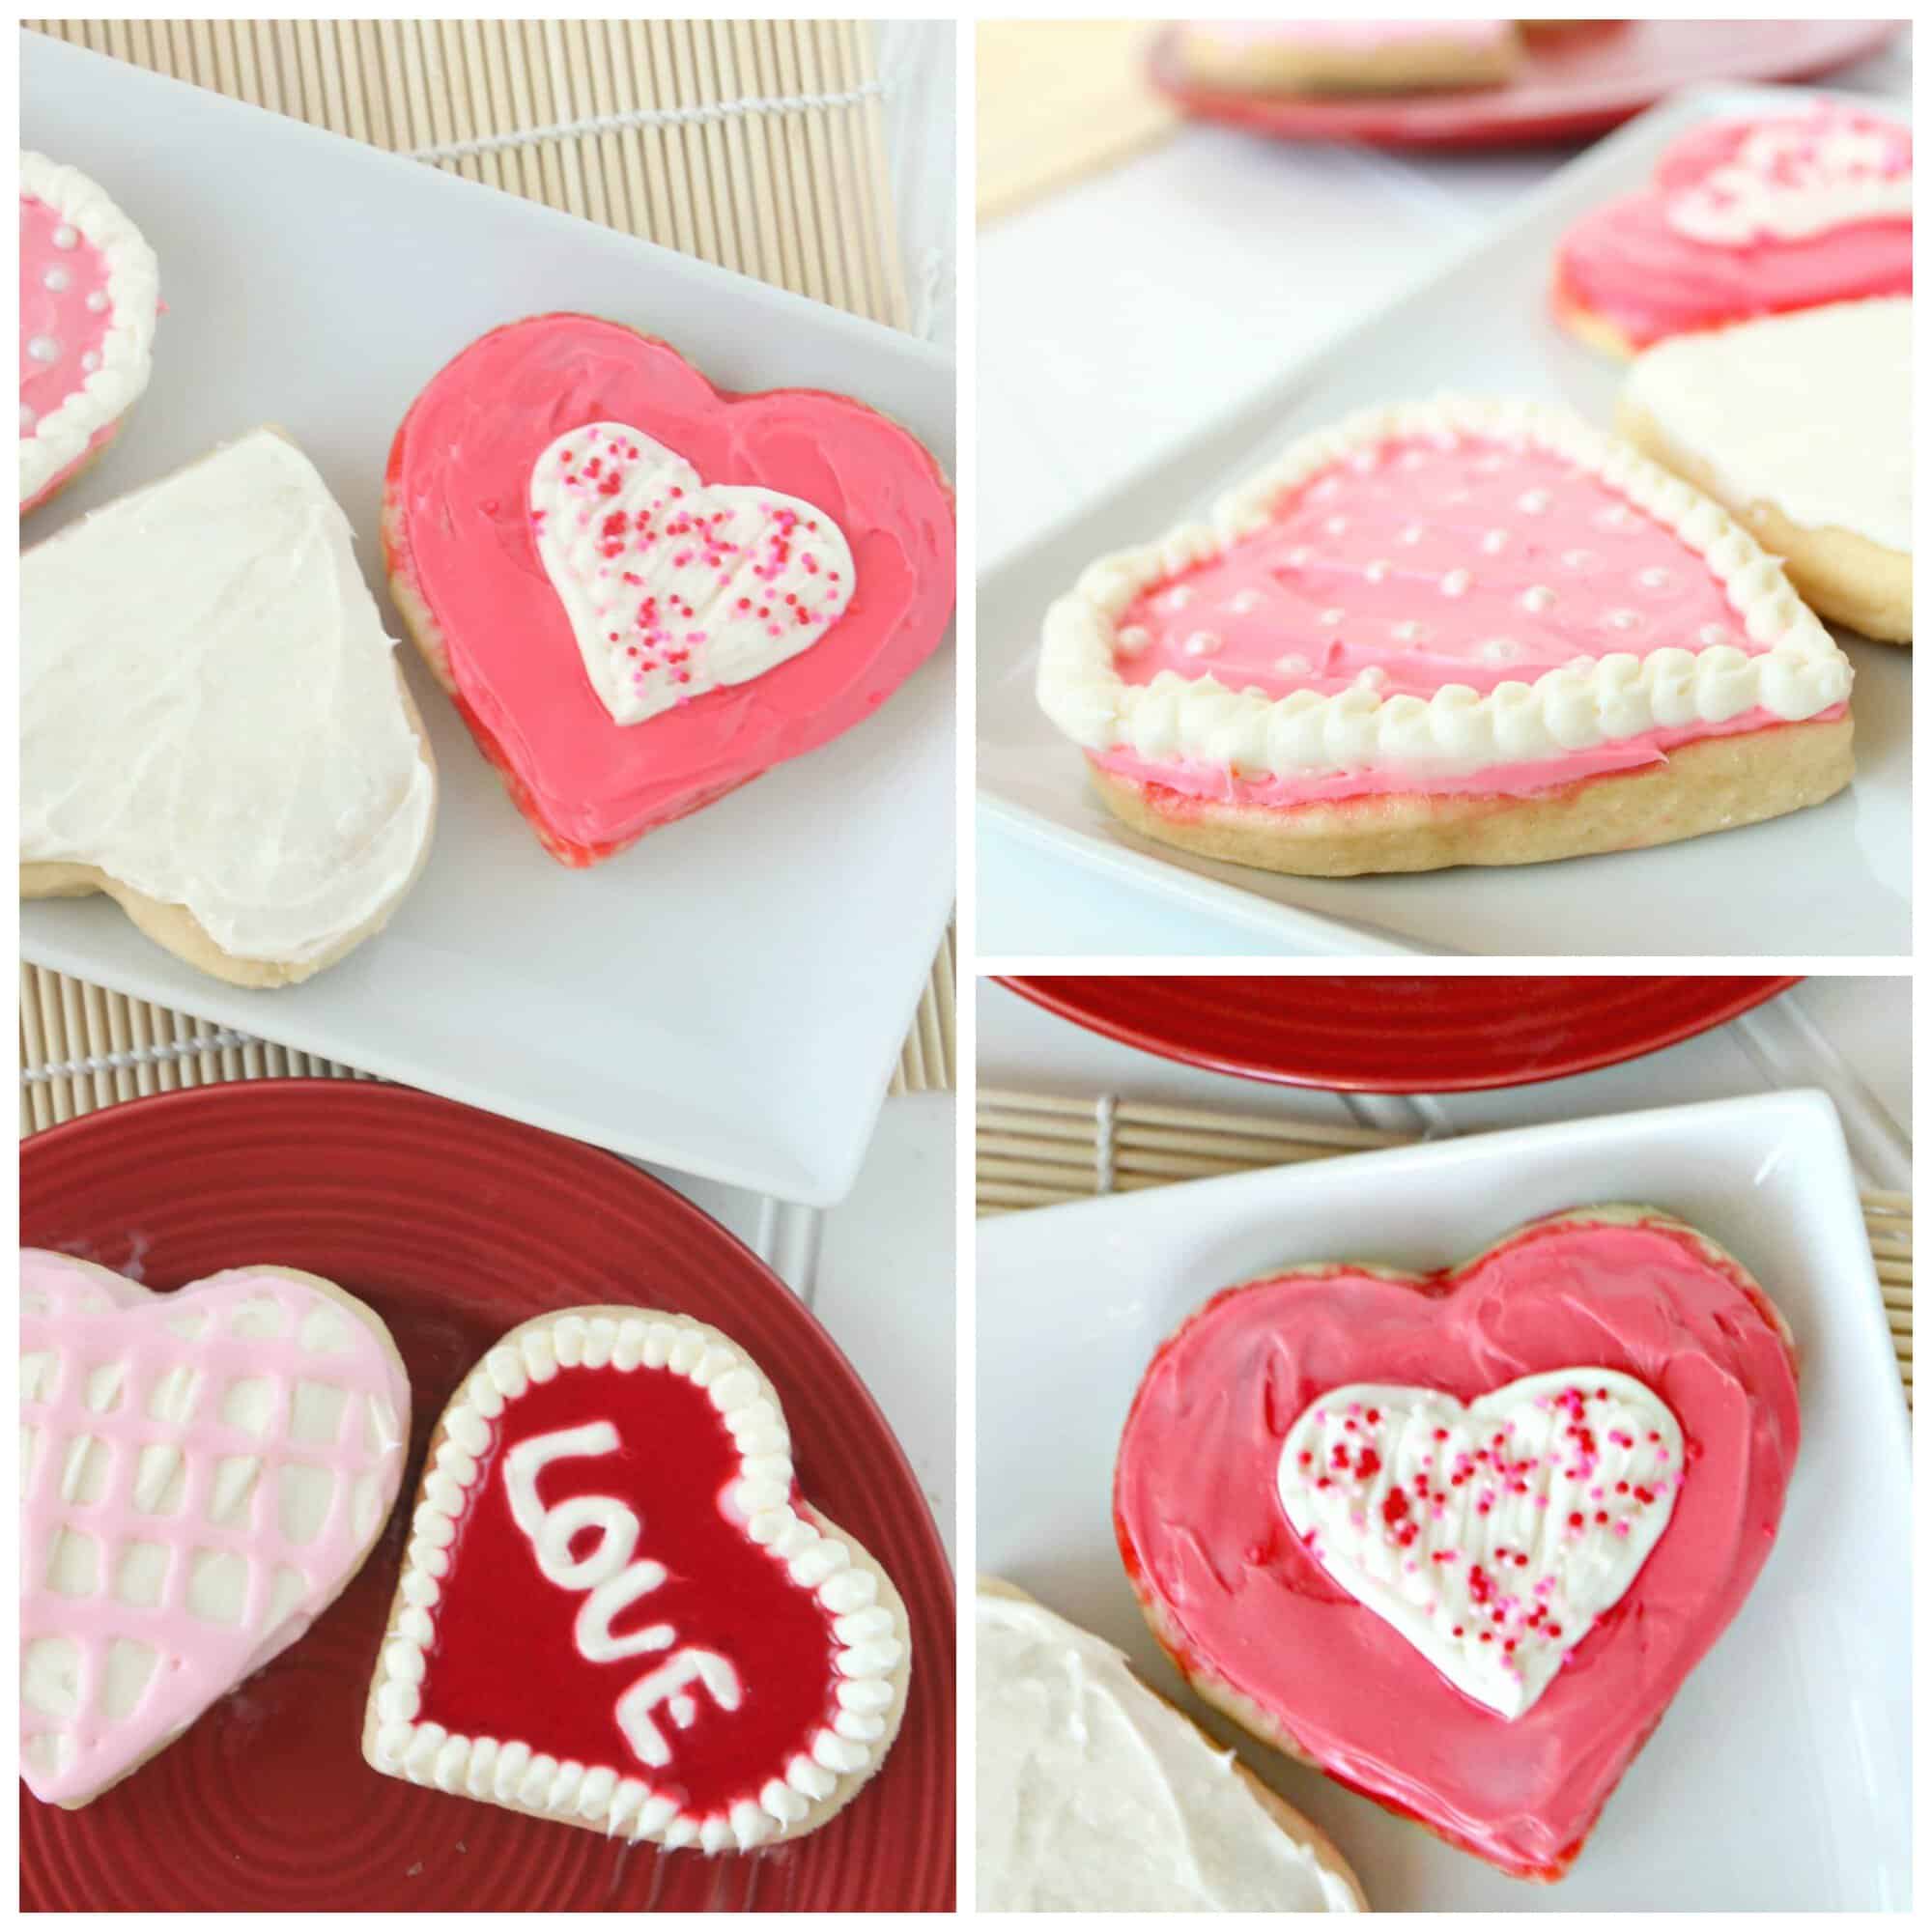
[
  {"xmin": 383, "ymin": 314, "xmax": 955, "ymax": 866},
  {"xmin": 1114, "ymin": 1208, "xmax": 1801, "ymax": 1882},
  {"xmin": 1552, "ymin": 102, "xmax": 1911, "ymax": 356},
  {"xmin": 1037, "ymin": 396, "xmax": 1854, "ymax": 876},
  {"xmin": 18, "ymin": 152, "xmax": 159, "ymax": 516},
  {"xmin": 362, "ymin": 1308, "xmax": 911, "ymax": 1852}
]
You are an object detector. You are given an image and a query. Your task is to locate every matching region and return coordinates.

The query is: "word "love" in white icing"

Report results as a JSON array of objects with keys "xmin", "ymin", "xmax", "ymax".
[{"xmin": 505, "ymin": 1422, "xmax": 743, "ymax": 1768}]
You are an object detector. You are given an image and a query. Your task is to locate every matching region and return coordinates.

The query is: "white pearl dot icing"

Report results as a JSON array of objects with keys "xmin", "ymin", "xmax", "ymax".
[
  {"xmin": 52, "ymin": 223, "xmax": 77, "ymax": 248},
  {"xmin": 27, "ymin": 337, "xmax": 60, "ymax": 364}
]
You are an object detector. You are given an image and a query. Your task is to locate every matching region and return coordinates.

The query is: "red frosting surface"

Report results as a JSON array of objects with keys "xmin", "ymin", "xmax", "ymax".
[
  {"xmin": 384, "ymin": 314, "xmax": 955, "ymax": 864},
  {"xmin": 1114, "ymin": 1212, "xmax": 1801, "ymax": 1881},
  {"xmin": 1553, "ymin": 109, "xmax": 1911, "ymax": 349},
  {"xmin": 414, "ymin": 1362, "xmax": 841, "ymax": 1816}
]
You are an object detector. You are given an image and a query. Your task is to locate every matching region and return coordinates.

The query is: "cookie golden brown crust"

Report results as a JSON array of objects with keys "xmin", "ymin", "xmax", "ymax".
[
  {"xmin": 1179, "ymin": 25, "xmax": 1520, "ymax": 95},
  {"xmin": 1085, "ymin": 713, "xmax": 1854, "ymax": 877}
]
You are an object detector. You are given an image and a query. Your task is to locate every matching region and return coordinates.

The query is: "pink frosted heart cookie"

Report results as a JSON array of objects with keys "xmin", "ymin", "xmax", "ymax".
[
  {"xmin": 383, "ymin": 314, "xmax": 956, "ymax": 867},
  {"xmin": 1115, "ymin": 1207, "xmax": 1801, "ymax": 1880},
  {"xmin": 1179, "ymin": 20, "xmax": 1520, "ymax": 96},
  {"xmin": 1552, "ymin": 103, "xmax": 1911, "ymax": 357},
  {"xmin": 20, "ymin": 1251, "xmax": 411, "ymax": 1807},
  {"xmin": 362, "ymin": 1307, "xmax": 911, "ymax": 1852},
  {"xmin": 19, "ymin": 152, "xmax": 159, "ymax": 516},
  {"xmin": 1036, "ymin": 394, "xmax": 1854, "ymax": 877}
]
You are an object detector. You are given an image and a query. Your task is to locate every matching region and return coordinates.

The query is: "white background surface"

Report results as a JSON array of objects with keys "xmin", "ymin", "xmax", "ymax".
[
  {"xmin": 976, "ymin": 1080, "xmax": 1911, "ymax": 1909},
  {"xmin": 976, "ymin": 32, "xmax": 1913, "ymax": 956}
]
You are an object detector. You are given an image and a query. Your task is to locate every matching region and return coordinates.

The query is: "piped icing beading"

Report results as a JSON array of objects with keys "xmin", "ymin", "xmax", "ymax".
[
  {"xmin": 1624, "ymin": 296, "xmax": 1911, "ymax": 554},
  {"xmin": 1554, "ymin": 105, "xmax": 1911, "ymax": 350},
  {"xmin": 21, "ymin": 1254, "xmax": 410, "ymax": 1805},
  {"xmin": 1114, "ymin": 1210, "xmax": 1801, "ymax": 1880},
  {"xmin": 18, "ymin": 152, "xmax": 158, "ymax": 510},
  {"xmin": 384, "ymin": 314, "xmax": 954, "ymax": 859},
  {"xmin": 21, "ymin": 429, "xmax": 437, "ymax": 965},
  {"xmin": 368, "ymin": 1311, "xmax": 907, "ymax": 1854},
  {"xmin": 976, "ymin": 1586, "xmax": 1362, "ymax": 1912},
  {"xmin": 1038, "ymin": 396, "xmax": 1851, "ymax": 804}
]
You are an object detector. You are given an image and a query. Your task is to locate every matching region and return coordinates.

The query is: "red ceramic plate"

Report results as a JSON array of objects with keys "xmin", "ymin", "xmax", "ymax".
[
  {"xmin": 1150, "ymin": 20, "xmax": 1900, "ymax": 149},
  {"xmin": 19, "ymin": 1082, "xmax": 953, "ymax": 1913},
  {"xmin": 999, "ymin": 976, "xmax": 1799, "ymax": 1093}
]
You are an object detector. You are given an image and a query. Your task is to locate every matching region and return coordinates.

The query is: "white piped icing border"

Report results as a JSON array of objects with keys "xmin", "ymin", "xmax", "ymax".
[
  {"xmin": 19, "ymin": 152, "xmax": 159, "ymax": 503},
  {"xmin": 367, "ymin": 1310, "xmax": 907, "ymax": 1853},
  {"xmin": 1036, "ymin": 395, "xmax": 1853, "ymax": 787}
]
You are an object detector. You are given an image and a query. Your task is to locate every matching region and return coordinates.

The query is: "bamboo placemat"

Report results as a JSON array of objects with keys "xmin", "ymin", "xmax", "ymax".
[
  {"xmin": 20, "ymin": 19, "xmax": 955, "ymax": 1132},
  {"xmin": 978, "ymin": 1087, "xmax": 1914, "ymax": 1404}
]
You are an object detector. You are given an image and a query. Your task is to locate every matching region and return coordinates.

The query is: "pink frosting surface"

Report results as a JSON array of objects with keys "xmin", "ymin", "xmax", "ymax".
[
  {"xmin": 385, "ymin": 314, "xmax": 955, "ymax": 860},
  {"xmin": 1114, "ymin": 1213, "xmax": 1802, "ymax": 1880},
  {"xmin": 18, "ymin": 194, "xmax": 114, "ymax": 429},
  {"xmin": 20, "ymin": 1252, "xmax": 411, "ymax": 1805},
  {"xmin": 1554, "ymin": 107, "xmax": 1912, "ymax": 349},
  {"xmin": 1090, "ymin": 703, "xmax": 1839, "ymax": 810}
]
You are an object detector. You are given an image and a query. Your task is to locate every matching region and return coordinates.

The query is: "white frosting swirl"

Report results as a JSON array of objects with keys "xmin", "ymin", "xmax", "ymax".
[
  {"xmin": 21, "ymin": 430, "xmax": 436, "ymax": 965},
  {"xmin": 976, "ymin": 1587, "xmax": 1362, "ymax": 1913},
  {"xmin": 1036, "ymin": 395, "xmax": 1852, "ymax": 784}
]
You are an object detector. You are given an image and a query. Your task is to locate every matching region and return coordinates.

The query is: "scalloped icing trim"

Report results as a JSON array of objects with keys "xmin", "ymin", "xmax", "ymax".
[
  {"xmin": 368, "ymin": 1310, "xmax": 906, "ymax": 1854},
  {"xmin": 1036, "ymin": 394, "xmax": 1853, "ymax": 789},
  {"xmin": 19, "ymin": 152, "xmax": 158, "ymax": 503}
]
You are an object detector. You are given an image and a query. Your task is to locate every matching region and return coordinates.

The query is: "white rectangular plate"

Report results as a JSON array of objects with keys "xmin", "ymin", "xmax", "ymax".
[
  {"xmin": 22, "ymin": 36, "xmax": 954, "ymax": 1207},
  {"xmin": 977, "ymin": 1092, "xmax": 1911, "ymax": 1909},
  {"xmin": 977, "ymin": 84, "xmax": 1908, "ymax": 956}
]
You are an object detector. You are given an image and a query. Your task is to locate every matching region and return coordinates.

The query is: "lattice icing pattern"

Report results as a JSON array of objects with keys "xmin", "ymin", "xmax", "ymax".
[
  {"xmin": 366, "ymin": 1310, "xmax": 909, "ymax": 1853},
  {"xmin": 20, "ymin": 1254, "xmax": 411, "ymax": 1804}
]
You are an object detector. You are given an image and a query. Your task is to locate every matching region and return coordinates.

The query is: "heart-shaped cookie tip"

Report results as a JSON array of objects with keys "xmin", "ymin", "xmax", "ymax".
[
  {"xmin": 1278, "ymin": 1370, "xmax": 1684, "ymax": 1719},
  {"xmin": 20, "ymin": 1252, "xmax": 412, "ymax": 1806},
  {"xmin": 365, "ymin": 1307, "xmax": 910, "ymax": 1854},
  {"xmin": 530, "ymin": 420, "xmax": 856, "ymax": 725}
]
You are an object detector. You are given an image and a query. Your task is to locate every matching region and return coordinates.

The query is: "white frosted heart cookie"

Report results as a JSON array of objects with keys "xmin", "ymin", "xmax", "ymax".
[
  {"xmin": 1617, "ymin": 297, "xmax": 1911, "ymax": 643},
  {"xmin": 20, "ymin": 1252, "xmax": 412, "ymax": 1807},
  {"xmin": 20, "ymin": 428, "xmax": 438, "ymax": 986},
  {"xmin": 1037, "ymin": 394, "xmax": 1855, "ymax": 877},
  {"xmin": 976, "ymin": 1578, "xmax": 1366, "ymax": 1912},
  {"xmin": 19, "ymin": 151, "xmax": 159, "ymax": 515},
  {"xmin": 362, "ymin": 1307, "xmax": 911, "ymax": 1853}
]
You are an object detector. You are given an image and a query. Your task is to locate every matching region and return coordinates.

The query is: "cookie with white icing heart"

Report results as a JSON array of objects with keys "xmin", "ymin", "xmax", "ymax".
[
  {"xmin": 1617, "ymin": 297, "xmax": 1911, "ymax": 643},
  {"xmin": 362, "ymin": 1307, "xmax": 912, "ymax": 1853},
  {"xmin": 977, "ymin": 1577, "xmax": 1366, "ymax": 1912},
  {"xmin": 1179, "ymin": 20, "xmax": 1520, "ymax": 95},
  {"xmin": 1552, "ymin": 103, "xmax": 1911, "ymax": 357},
  {"xmin": 383, "ymin": 314, "xmax": 955, "ymax": 867},
  {"xmin": 1037, "ymin": 394, "xmax": 1855, "ymax": 877},
  {"xmin": 20, "ymin": 427, "xmax": 438, "ymax": 986},
  {"xmin": 1115, "ymin": 1206, "xmax": 1801, "ymax": 1882},
  {"xmin": 19, "ymin": 152, "xmax": 159, "ymax": 516},
  {"xmin": 20, "ymin": 1251, "xmax": 412, "ymax": 1807}
]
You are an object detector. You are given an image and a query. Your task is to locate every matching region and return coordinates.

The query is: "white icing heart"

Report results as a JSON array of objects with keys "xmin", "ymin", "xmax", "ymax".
[
  {"xmin": 1276, "ymin": 1370, "xmax": 1684, "ymax": 1719},
  {"xmin": 528, "ymin": 421, "xmax": 856, "ymax": 726}
]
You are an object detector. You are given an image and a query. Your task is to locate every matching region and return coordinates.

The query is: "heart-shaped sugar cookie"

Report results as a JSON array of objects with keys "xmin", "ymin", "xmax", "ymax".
[
  {"xmin": 19, "ymin": 152, "xmax": 159, "ymax": 515},
  {"xmin": 1037, "ymin": 395, "xmax": 1855, "ymax": 875},
  {"xmin": 20, "ymin": 428, "xmax": 439, "ymax": 986},
  {"xmin": 384, "ymin": 314, "xmax": 955, "ymax": 867},
  {"xmin": 20, "ymin": 1252, "xmax": 412, "ymax": 1807},
  {"xmin": 1552, "ymin": 103, "xmax": 1911, "ymax": 355},
  {"xmin": 1115, "ymin": 1207, "xmax": 1800, "ymax": 1881},
  {"xmin": 363, "ymin": 1307, "xmax": 911, "ymax": 1853}
]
